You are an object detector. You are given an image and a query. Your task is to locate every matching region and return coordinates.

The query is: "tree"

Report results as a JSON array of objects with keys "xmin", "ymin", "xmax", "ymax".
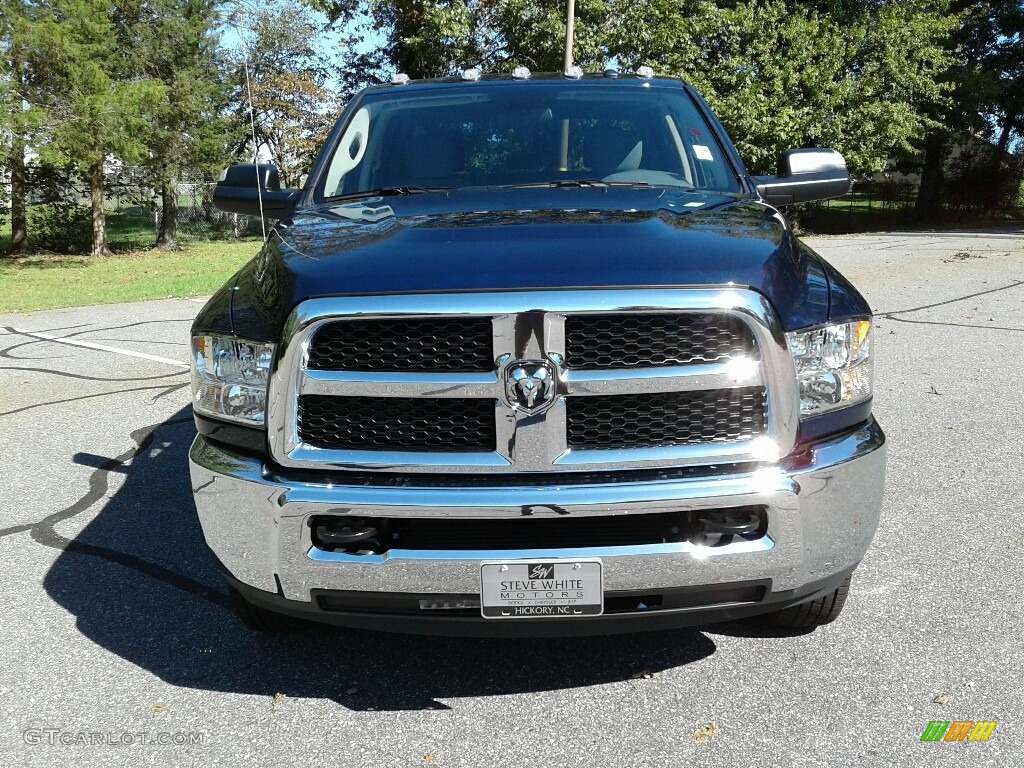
[
  {"xmin": 1, "ymin": 0, "xmax": 44, "ymax": 254},
  {"xmin": 116, "ymin": 0, "xmax": 232, "ymax": 249},
  {"xmin": 610, "ymin": 0, "xmax": 956, "ymax": 176},
  {"xmin": 313, "ymin": 1, "xmax": 956, "ymax": 179},
  {"xmin": 226, "ymin": 4, "xmax": 342, "ymax": 188},
  {"xmin": 310, "ymin": 0, "xmax": 613, "ymax": 79},
  {"xmin": 30, "ymin": 0, "xmax": 165, "ymax": 256},
  {"xmin": 961, "ymin": 2, "xmax": 1024, "ymax": 153},
  {"xmin": 914, "ymin": 2, "xmax": 1024, "ymax": 213}
]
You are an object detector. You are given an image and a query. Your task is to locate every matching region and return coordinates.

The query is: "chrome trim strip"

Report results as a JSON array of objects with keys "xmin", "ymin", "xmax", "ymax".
[
  {"xmin": 284, "ymin": 446, "xmax": 511, "ymax": 470},
  {"xmin": 273, "ymin": 464, "xmax": 797, "ymax": 517},
  {"xmin": 284, "ymin": 289, "xmax": 780, "ymax": 319},
  {"xmin": 268, "ymin": 289, "xmax": 799, "ymax": 473},
  {"xmin": 563, "ymin": 361, "xmax": 763, "ymax": 395},
  {"xmin": 306, "ymin": 537, "xmax": 774, "ymax": 565},
  {"xmin": 300, "ymin": 369, "xmax": 499, "ymax": 398},
  {"xmin": 555, "ymin": 441, "xmax": 773, "ymax": 469}
]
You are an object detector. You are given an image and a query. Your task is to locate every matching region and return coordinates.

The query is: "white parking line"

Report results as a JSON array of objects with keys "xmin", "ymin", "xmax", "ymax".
[{"xmin": 9, "ymin": 327, "xmax": 189, "ymax": 369}]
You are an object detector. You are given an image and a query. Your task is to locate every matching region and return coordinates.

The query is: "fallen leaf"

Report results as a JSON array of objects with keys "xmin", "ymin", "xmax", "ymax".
[
  {"xmin": 272, "ymin": 692, "xmax": 287, "ymax": 707},
  {"xmin": 942, "ymin": 251, "xmax": 984, "ymax": 263},
  {"xmin": 423, "ymin": 754, "xmax": 435, "ymax": 762},
  {"xmin": 694, "ymin": 722, "xmax": 717, "ymax": 745},
  {"xmin": 934, "ymin": 694, "xmax": 950, "ymax": 705},
  {"xmin": 152, "ymin": 704, "xmax": 167, "ymax": 714}
]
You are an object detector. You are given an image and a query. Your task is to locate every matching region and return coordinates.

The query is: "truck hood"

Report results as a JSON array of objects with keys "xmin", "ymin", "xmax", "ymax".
[{"xmin": 225, "ymin": 187, "xmax": 832, "ymax": 339}]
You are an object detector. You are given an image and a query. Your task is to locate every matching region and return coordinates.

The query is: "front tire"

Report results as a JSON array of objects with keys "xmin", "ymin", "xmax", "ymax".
[{"xmin": 765, "ymin": 575, "xmax": 852, "ymax": 628}]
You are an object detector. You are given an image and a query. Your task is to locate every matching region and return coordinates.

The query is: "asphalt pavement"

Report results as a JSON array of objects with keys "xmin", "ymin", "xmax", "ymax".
[{"xmin": 1, "ymin": 228, "xmax": 1022, "ymax": 767}]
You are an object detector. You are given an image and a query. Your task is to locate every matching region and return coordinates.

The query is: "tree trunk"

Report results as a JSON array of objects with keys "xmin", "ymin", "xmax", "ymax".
[
  {"xmin": 996, "ymin": 115, "xmax": 1015, "ymax": 153},
  {"xmin": 9, "ymin": 133, "xmax": 28, "ymax": 254},
  {"xmin": 89, "ymin": 159, "xmax": 110, "ymax": 257},
  {"xmin": 915, "ymin": 133, "xmax": 946, "ymax": 218},
  {"xmin": 156, "ymin": 178, "xmax": 178, "ymax": 250},
  {"xmin": 7, "ymin": 45, "xmax": 28, "ymax": 254}
]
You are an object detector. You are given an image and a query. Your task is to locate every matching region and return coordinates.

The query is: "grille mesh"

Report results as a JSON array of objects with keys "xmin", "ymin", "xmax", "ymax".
[
  {"xmin": 298, "ymin": 396, "xmax": 495, "ymax": 451},
  {"xmin": 565, "ymin": 313, "xmax": 757, "ymax": 369},
  {"xmin": 307, "ymin": 318, "xmax": 493, "ymax": 372},
  {"xmin": 567, "ymin": 388, "xmax": 767, "ymax": 449}
]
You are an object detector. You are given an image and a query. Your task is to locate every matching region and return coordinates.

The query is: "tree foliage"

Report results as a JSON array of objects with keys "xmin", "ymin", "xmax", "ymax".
[
  {"xmin": 912, "ymin": 1, "xmax": 1024, "ymax": 213},
  {"xmin": 26, "ymin": 0, "xmax": 167, "ymax": 255},
  {"xmin": 226, "ymin": 4, "xmax": 342, "ymax": 188},
  {"xmin": 610, "ymin": 0, "xmax": 958, "ymax": 175},
  {"xmin": 3, "ymin": 0, "xmax": 1023, "ymax": 257},
  {"xmin": 1, "ymin": 0, "xmax": 49, "ymax": 252},
  {"xmin": 311, "ymin": 0, "xmax": 612, "ymax": 78},
  {"xmin": 119, "ymin": 0, "xmax": 232, "ymax": 249},
  {"xmin": 314, "ymin": 0, "xmax": 957, "ymax": 176},
  {"xmin": 3, "ymin": 0, "xmax": 226, "ymax": 254},
  {"xmin": 953, "ymin": 1, "xmax": 1024, "ymax": 150}
]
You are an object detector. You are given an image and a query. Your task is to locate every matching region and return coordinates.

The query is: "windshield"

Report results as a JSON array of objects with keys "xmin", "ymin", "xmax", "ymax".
[{"xmin": 317, "ymin": 82, "xmax": 741, "ymax": 199}]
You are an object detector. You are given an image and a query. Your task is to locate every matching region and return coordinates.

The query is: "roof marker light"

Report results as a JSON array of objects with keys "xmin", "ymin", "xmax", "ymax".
[
  {"xmin": 462, "ymin": 68, "xmax": 481, "ymax": 81},
  {"xmin": 564, "ymin": 65, "xmax": 583, "ymax": 79},
  {"xmin": 603, "ymin": 67, "xmax": 620, "ymax": 78},
  {"xmin": 512, "ymin": 66, "xmax": 531, "ymax": 80},
  {"xmin": 636, "ymin": 66, "xmax": 655, "ymax": 79},
  {"xmin": 391, "ymin": 73, "xmax": 410, "ymax": 85}
]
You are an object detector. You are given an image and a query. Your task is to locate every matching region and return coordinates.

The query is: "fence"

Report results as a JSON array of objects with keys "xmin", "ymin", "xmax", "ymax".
[
  {"xmin": 803, "ymin": 181, "xmax": 918, "ymax": 233},
  {"xmin": 15, "ymin": 166, "xmax": 264, "ymax": 252},
  {"xmin": 155, "ymin": 179, "xmax": 264, "ymax": 242},
  {"xmin": 804, "ymin": 177, "xmax": 1024, "ymax": 234}
]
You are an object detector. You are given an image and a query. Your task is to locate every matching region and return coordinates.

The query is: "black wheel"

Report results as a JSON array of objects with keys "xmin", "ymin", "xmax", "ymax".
[
  {"xmin": 765, "ymin": 575, "xmax": 852, "ymax": 628},
  {"xmin": 227, "ymin": 582, "xmax": 306, "ymax": 632}
]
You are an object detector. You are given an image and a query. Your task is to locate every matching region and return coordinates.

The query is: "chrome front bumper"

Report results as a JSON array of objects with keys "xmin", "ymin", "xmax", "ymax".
[{"xmin": 189, "ymin": 419, "xmax": 886, "ymax": 615}]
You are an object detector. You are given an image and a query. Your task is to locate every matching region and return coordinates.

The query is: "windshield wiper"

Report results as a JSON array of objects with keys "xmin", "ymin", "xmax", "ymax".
[
  {"xmin": 498, "ymin": 179, "xmax": 654, "ymax": 190},
  {"xmin": 326, "ymin": 186, "xmax": 452, "ymax": 202}
]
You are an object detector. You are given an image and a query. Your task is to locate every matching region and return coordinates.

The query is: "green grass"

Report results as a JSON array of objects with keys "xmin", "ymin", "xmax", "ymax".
[
  {"xmin": 0, "ymin": 239, "xmax": 261, "ymax": 313},
  {"xmin": 1, "ymin": 202, "xmax": 262, "ymax": 254}
]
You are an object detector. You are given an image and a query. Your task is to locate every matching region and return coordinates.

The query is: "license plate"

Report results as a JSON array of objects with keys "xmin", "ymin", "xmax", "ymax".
[{"xmin": 480, "ymin": 559, "xmax": 603, "ymax": 619}]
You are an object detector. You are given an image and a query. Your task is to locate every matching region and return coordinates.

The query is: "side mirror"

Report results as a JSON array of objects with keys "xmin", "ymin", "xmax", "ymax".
[
  {"xmin": 753, "ymin": 149, "xmax": 851, "ymax": 205},
  {"xmin": 212, "ymin": 163, "xmax": 300, "ymax": 219}
]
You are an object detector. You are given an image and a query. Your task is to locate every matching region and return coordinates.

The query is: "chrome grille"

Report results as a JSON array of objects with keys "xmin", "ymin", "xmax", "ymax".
[
  {"xmin": 566, "ymin": 388, "xmax": 767, "ymax": 449},
  {"xmin": 307, "ymin": 318, "xmax": 493, "ymax": 372},
  {"xmin": 269, "ymin": 289, "xmax": 799, "ymax": 473},
  {"xmin": 565, "ymin": 313, "xmax": 758, "ymax": 369},
  {"xmin": 298, "ymin": 396, "xmax": 495, "ymax": 451}
]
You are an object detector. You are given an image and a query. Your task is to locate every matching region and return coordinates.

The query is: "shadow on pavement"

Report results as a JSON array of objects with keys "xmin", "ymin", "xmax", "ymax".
[{"xmin": 43, "ymin": 409, "xmax": 718, "ymax": 711}]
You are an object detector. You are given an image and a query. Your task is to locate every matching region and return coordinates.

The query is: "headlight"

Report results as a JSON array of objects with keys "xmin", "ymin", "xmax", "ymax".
[
  {"xmin": 191, "ymin": 335, "xmax": 275, "ymax": 425},
  {"xmin": 786, "ymin": 320, "xmax": 872, "ymax": 415}
]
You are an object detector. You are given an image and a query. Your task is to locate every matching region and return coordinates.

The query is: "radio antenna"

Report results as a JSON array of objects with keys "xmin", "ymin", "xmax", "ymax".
[
  {"xmin": 233, "ymin": 17, "xmax": 268, "ymax": 242},
  {"xmin": 563, "ymin": 0, "xmax": 575, "ymax": 74}
]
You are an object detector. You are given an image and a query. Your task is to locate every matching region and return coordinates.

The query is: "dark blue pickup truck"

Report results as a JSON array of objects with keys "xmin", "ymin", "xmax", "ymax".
[{"xmin": 189, "ymin": 69, "xmax": 885, "ymax": 635}]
